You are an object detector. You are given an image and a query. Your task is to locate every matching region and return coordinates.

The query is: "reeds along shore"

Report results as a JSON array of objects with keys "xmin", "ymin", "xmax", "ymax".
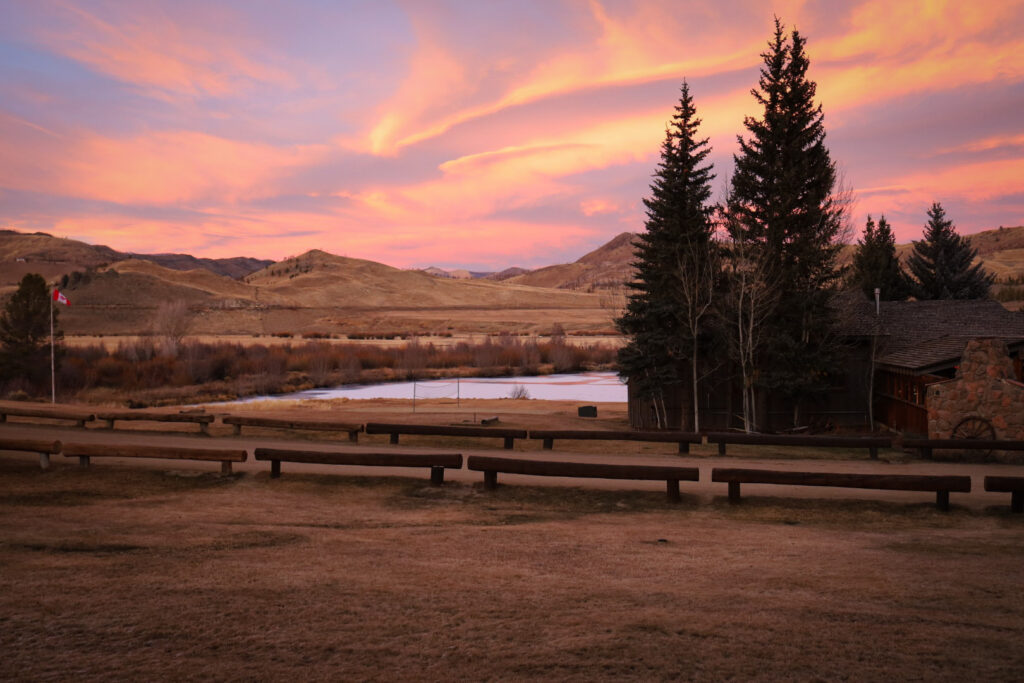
[{"xmin": 18, "ymin": 336, "xmax": 618, "ymax": 406}]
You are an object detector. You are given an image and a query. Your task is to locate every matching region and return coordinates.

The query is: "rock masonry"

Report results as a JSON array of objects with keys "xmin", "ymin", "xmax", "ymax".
[{"xmin": 926, "ymin": 339, "xmax": 1024, "ymax": 447}]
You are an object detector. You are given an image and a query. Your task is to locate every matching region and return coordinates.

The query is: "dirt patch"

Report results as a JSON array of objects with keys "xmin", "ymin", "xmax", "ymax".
[{"xmin": 1, "ymin": 463, "xmax": 1023, "ymax": 680}]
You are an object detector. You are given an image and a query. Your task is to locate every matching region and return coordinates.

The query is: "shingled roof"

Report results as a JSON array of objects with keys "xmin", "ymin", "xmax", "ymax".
[{"xmin": 835, "ymin": 296, "xmax": 1024, "ymax": 373}]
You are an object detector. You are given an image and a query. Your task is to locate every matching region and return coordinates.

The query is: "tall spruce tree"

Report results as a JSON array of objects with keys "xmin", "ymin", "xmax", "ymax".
[
  {"xmin": 906, "ymin": 202, "xmax": 993, "ymax": 299},
  {"xmin": 850, "ymin": 215, "xmax": 911, "ymax": 300},
  {"xmin": 0, "ymin": 273, "xmax": 60, "ymax": 387},
  {"xmin": 726, "ymin": 18, "xmax": 845, "ymax": 426},
  {"xmin": 617, "ymin": 81, "xmax": 716, "ymax": 429}
]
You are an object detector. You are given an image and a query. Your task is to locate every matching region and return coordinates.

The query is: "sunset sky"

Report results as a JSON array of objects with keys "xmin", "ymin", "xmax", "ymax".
[{"xmin": 1, "ymin": 1, "xmax": 1022, "ymax": 270}]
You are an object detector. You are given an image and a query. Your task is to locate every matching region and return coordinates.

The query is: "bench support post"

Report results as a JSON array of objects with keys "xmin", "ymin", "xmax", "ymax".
[
  {"xmin": 666, "ymin": 479, "xmax": 680, "ymax": 502},
  {"xmin": 503, "ymin": 437, "xmax": 514, "ymax": 450},
  {"xmin": 233, "ymin": 424, "xmax": 242, "ymax": 436},
  {"xmin": 348, "ymin": 431, "xmax": 359, "ymax": 443},
  {"xmin": 220, "ymin": 461, "xmax": 233, "ymax": 476},
  {"xmin": 39, "ymin": 453, "xmax": 50, "ymax": 471},
  {"xmin": 389, "ymin": 433, "xmax": 399, "ymax": 445},
  {"xmin": 936, "ymin": 490, "xmax": 949, "ymax": 511},
  {"xmin": 0, "ymin": 414, "xmax": 5, "ymax": 422},
  {"xmin": 869, "ymin": 447, "xmax": 878, "ymax": 460},
  {"xmin": 105, "ymin": 419, "xmax": 115, "ymax": 429},
  {"xmin": 78, "ymin": 456, "xmax": 90, "ymax": 468},
  {"xmin": 430, "ymin": 466, "xmax": 444, "ymax": 486},
  {"xmin": 718, "ymin": 442, "xmax": 727, "ymax": 456},
  {"xmin": 921, "ymin": 447, "xmax": 932, "ymax": 459},
  {"xmin": 76, "ymin": 419, "xmax": 85, "ymax": 428},
  {"xmin": 270, "ymin": 460, "xmax": 281, "ymax": 479},
  {"xmin": 1012, "ymin": 491, "xmax": 1023, "ymax": 514},
  {"xmin": 727, "ymin": 481, "xmax": 741, "ymax": 503},
  {"xmin": 543, "ymin": 438, "xmax": 553, "ymax": 450},
  {"xmin": 200, "ymin": 423, "xmax": 209, "ymax": 436},
  {"xmin": 678, "ymin": 442, "xmax": 689, "ymax": 454},
  {"xmin": 483, "ymin": 470, "xmax": 497, "ymax": 490}
]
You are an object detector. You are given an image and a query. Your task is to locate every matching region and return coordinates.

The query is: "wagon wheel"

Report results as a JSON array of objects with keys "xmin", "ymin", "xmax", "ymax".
[{"xmin": 952, "ymin": 416, "xmax": 996, "ymax": 458}]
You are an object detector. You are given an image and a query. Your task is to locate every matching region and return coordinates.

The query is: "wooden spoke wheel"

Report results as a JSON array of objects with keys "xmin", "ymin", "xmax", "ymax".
[{"xmin": 952, "ymin": 416, "xmax": 996, "ymax": 458}]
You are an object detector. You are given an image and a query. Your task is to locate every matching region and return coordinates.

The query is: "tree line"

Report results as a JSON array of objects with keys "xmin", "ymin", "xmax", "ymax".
[{"xmin": 617, "ymin": 18, "xmax": 993, "ymax": 432}]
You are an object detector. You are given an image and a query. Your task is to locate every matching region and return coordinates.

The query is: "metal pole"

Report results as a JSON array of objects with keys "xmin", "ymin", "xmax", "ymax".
[{"xmin": 50, "ymin": 293, "xmax": 55, "ymax": 403}]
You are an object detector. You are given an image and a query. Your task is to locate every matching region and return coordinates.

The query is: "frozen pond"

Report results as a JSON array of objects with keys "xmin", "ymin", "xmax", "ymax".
[{"xmin": 243, "ymin": 371, "xmax": 626, "ymax": 403}]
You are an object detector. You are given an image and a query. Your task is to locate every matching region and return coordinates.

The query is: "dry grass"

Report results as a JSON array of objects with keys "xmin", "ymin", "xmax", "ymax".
[{"xmin": 2, "ymin": 457, "xmax": 1023, "ymax": 681}]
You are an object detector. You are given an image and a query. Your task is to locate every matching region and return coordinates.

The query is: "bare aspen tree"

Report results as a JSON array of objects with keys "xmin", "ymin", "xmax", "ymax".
[{"xmin": 153, "ymin": 300, "xmax": 191, "ymax": 357}]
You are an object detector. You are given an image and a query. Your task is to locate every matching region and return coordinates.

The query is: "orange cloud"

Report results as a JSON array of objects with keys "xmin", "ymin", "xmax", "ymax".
[
  {"xmin": 365, "ymin": 1, "xmax": 774, "ymax": 155},
  {"xmin": 35, "ymin": 2, "xmax": 295, "ymax": 97},
  {"xmin": 55, "ymin": 131, "xmax": 325, "ymax": 205}
]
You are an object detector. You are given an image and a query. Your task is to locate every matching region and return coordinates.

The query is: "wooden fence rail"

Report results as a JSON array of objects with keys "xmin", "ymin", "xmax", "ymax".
[
  {"xmin": 223, "ymin": 415, "xmax": 362, "ymax": 441},
  {"xmin": 365, "ymin": 423, "xmax": 527, "ymax": 449},
  {"xmin": 0, "ymin": 436, "xmax": 63, "ymax": 470},
  {"xmin": 711, "ymin": 467, "xmax": 971, "ymax": 510},
  {"xmin": 467, "ymin": 455, "xmax": 699, "ymax": 501},
  {"xmin": 528, "ymin": 429, "xmax": 702, "ymax": 454},
  {"xmin": 61, "ymin": 442, "xmax": 247, "ymax": 474},
  {"xmin": 705, "ymin": 433, "xmax": 892, "ymax": 459},
  {"xmin": 254, "ymin": 448, "xmax": 463, "ymax": 484}
]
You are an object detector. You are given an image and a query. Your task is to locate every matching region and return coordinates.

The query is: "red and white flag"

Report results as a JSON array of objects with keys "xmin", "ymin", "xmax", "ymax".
[{"xmin": 52, "ymin": 289, "xmax": 70, "ymax": 306}]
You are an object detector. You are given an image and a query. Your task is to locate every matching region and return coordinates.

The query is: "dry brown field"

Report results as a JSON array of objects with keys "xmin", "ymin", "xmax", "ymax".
[
  {"xmin": 2, "ymin": 395, "xmax": 1024, "ymax": 680},
  {"xmin": 2, "ymin": 453, "xmax": 1024, "ymax": 681},
  {"xmin": 63, "ymin": 333, "xmax": 627, "ymax": 351}
]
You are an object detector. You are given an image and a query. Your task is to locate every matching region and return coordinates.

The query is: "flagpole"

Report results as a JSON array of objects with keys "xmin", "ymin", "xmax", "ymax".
[{"xmin": 50, "ymin": 292, "xmax": 55, "ymax": 403}]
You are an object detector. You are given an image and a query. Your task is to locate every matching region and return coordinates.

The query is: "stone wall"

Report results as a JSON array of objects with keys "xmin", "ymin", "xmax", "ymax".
[{"xmin": 926, "ymin": 339, "xmax": 1024, "ymax": 444}]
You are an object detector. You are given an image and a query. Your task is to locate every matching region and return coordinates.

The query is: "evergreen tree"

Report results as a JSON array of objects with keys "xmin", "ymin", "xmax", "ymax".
[
  {"xmin": 0, "ymin": 273, "xmax": 60, "ymax": 387},
  {"xmin": 617, "ymin": 81, "xmax": 716, "ymax": 429},
  {"xmin": 906, "ymin": 202, "xmax": 993, "ymax": 299},
  {"xmin": 850, "ymin": 214, "xmax": 911, "ymax": 300},
  {"xmin": 726, "ymin": 18, "xmax": 846, "ymax": 425}
]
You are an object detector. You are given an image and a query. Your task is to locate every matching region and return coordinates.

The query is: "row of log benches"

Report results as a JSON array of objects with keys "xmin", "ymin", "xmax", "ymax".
[
  {"xmin": 4, "ymin": 403, "xmax": 1023, "ymax": 462},
  {"xmin": 2, "ymin": 435, "xmax": 1022, "ymax": 513}
]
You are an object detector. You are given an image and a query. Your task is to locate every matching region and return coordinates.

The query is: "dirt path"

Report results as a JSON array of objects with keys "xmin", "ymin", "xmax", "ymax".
[{"xmin": 2, "ymin": 421, "xmax": 1020, "ymax": 511}]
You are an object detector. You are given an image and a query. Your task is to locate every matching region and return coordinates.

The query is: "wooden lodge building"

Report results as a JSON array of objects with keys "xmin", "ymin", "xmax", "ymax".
[{"xmin": 627, "ymin": 297, "xmax": 1024, "ymax": 435}]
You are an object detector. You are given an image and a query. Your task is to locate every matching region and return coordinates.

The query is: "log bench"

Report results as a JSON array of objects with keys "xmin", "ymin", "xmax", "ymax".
[
  {"xmin": 705, "ymin": 433, "xmax": 892, "ymax": 459},
  {"xmin": 222, "ymin": 415, "xmax": 363, "ymax": 441},
  {"xmin": 467, "ymin": 455, "xmax": 699, "ymax": 501},
  {"xmin": 711, "ymin": 467, "xmax": 971, "ymax": 511},
  {"xmin": 529, "ymin": 429, "xmax": 702, "ymax": 454},
  {"xmin": 0, "ymin": 436, "xmax": 63, "ymax": 470},
  {"xmin": 365, "ymin": 422, "xmax": 527, "ymax": 449},
  {"xmin": 0, "ymin": 404, "xmax": 95, "ymax": 428},
  {"xmin": 254, "ymin": 447, "xmax": 463, "ymax": 484},
  {"xmin": 903, "ymin": 439, "xmax": 1024, "ymax": 460},
  {"xmin": 94, "ymin": 410, "xmax": 215, "ymax": 434},
  {"xmin": 61, "ymin": 442, "xmax": 247, "ymax": 474},
  {"xmin": 984, "ymin": 476, "xmax": 1024, "ymax": 513}
]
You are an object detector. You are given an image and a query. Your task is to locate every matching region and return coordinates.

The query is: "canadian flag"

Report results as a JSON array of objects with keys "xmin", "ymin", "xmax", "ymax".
[{"xmin": 52, "ymin": 289, "xmax": 70, "ymax": 306}]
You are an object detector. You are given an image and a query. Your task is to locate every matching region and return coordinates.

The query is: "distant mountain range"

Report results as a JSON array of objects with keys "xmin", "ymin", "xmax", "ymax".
[{"xmin": 1, "ymin": 224, "xmax": 1021, "ymax": 336}]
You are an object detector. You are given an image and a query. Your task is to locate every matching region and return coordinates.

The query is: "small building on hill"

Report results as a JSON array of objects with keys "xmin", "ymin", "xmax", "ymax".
[{"xmin": 626, "ymin": 297, "xmax": 1024, "ymax": 434}]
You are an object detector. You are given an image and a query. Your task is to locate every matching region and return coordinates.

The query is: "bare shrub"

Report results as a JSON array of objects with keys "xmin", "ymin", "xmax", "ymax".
[{"xmin": 152, "ymin": 300, "xmax": 191, "ymax": 357}]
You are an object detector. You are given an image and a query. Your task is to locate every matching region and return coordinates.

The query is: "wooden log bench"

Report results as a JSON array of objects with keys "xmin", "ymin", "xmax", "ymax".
[
  {"xmin": 984, "ymin": 476, "xmax": 1024, "ymax": 513},
  {"xmin": 94, "ymin": 410, "xmax": 216, "ymax": 434},
  {"xmin": 254, "ymin": 448, "xmax": 463, "ymax": 484},
  {"xmin": 222, "ymin": 415, "xmax": 363, "ymax": 441},
  {"xmin": 529, "ymin": 429, "xmax": 702, "ymax": 454},
  {"xmin": 705, "ymin": 433, "xmax": 892, "ymax": 459},
  {"xmin": 365, "ymin": 422, "xmax": 527, "ymax": 449},
  {"xmin": 903, "ymin": 439, "xmax": 1024, "ymax": 460},
  {"xmin": 467, "ymin": 455, "xmax": 699, "ymax": 501},
  {"xmin": 711, "ymin": 467, "xmax": 971, "ymax": 511},
  {"xmin": 61, "ymin": 442, "xmax": 247, "ymax": 474},
  {"xmin": 0, "ymin": 436, "xmax": 63, "ymax": 470},
  {"xmin": 0, "ymin": 404, "xmax": 95, "ymax": 428}
]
